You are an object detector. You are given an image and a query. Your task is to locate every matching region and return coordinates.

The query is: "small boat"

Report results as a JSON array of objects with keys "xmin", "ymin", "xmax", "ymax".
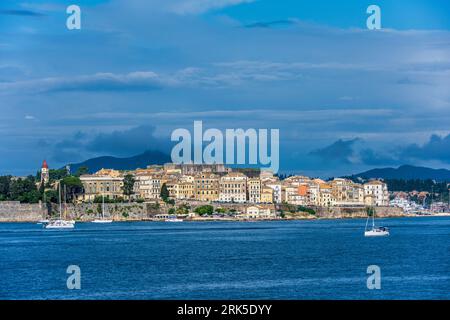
[
  {"xmin": 364, "ymin": 208, "xmax": 389, "ymax": 237},
  {"xmin": 45, "ymin": 182, "xmax": 75, "ymax": 229},
  {"xmin": 45, "ymin": 219, "xmax": 75, "ymax": 229},
  {"xmin": 365, "ymin": 226, "xmax": 389, "ymax": 237},
  {"xmin": 92, "ymin": 193, "xmax": 113, "ymax": 223},
  {"xmin": 37, "ymin": 219, "xmax": 49, "ymax": 225},
  {"xmin": 165, "ymin": 215, "xmax": 183, "ymax": 222},
  {"xmin": 92, "ymin": 219, "xmax": 113, "ymax": 223}
]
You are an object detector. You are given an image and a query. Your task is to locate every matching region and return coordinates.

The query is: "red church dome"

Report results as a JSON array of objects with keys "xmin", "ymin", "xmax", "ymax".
[{"xmin": 42, "ymin": 160, "xmax": 48, "ymax": 169}]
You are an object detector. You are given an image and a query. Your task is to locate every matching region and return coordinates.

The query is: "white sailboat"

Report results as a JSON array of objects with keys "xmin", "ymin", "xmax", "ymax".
[
  {"xmin": 45, "ymin": 183, "xmax": 75, "ymax": 229},
  {"xmin": 92, "ymin": 194, "xmax": 113, "ymax": 223},
  {"xmin": 165, "ymin": 215, "xmax": 183, "ymax": 222},
  {"xmin": 165, "ymin": 217, "xmax": 183, "ymax": 222},
  {"xmin": 364, "ymin": 208, "xmax": 389, "ymax": 237}
]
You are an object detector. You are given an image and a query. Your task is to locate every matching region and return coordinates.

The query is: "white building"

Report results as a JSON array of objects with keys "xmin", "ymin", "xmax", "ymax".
[
  {"xmin": 364, "ymin": 180, "xmax": 389, "ymax": 206},
  {"xmin": 241, "ymin": 206, "xmax": 276, "ymax": 219},
  {"xmin": 307, "ymin": 182, "xmax": 320, "ymax": 206},
  {"xmin": 219, "ymin": 172, "xmax": 247, "ymax": 203},
  {"xmin": 134, "ymin": 173, "xmax": 161, "ymax": 200},
  {"xmin": 80, "ymin": 169, "xmax": 124, "ymax": 201},
  {"xmin": 247, "ymin": 178, "xmax": 261, "ymax": 203},
  {"xmin": 266, "ymin": 183, "xmax": 282, "ymax": 204}
]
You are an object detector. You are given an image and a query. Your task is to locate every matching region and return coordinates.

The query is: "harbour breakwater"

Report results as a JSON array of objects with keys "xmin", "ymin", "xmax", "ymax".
[{"xmin": 0, "ymin": 200, "xmax": 405, "ymax": 222}]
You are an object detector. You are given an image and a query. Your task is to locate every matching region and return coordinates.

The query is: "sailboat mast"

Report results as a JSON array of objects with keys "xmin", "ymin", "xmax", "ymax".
[
  {"xmin": 58, "ymin": 182, "xmax": 62, "ymax": 219},
  {"xmin": 372, "ymin": 208, "xmax": 375, "ymax": 228},
  {"xmin": 64, "ymin": 184, "xmax": 67, "ymax": 219},
  {"xmin": 102, "ymin": 193, "xmax": 105, "ymax": 219}
]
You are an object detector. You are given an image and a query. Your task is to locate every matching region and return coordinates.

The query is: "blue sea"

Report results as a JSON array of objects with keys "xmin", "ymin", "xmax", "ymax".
[{"xmin": 1, "ymin": 217, "xmax": 449, "ymax": 299}]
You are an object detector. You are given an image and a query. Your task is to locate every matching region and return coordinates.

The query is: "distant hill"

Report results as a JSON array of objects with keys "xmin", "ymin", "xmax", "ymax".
[
  {"xmin": 352, "ymin": 165, "xmax": 450, "ymax": 182},
  {"xmin": 67, "ymin": 150, "xmax": 171, "ymax": 174}
]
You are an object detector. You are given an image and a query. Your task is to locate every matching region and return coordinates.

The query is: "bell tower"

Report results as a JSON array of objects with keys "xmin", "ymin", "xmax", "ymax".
[{"xmin": 41, "ymin": 160, "xmax": 49, "ymax": 184}]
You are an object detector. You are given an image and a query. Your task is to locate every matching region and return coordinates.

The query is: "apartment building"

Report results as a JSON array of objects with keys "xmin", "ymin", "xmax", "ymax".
[
  {"xmin": 318, "ymin": 183, "xmax": 334, "ymax": 207},
  {"xmin": 194, "ymin": 172, "xmax": 219, "ymax": 202},
  {"xmin": 166, "ymin": 180, "xmax": 194, "ymax": 200},
  {"xmin": 219, "ymin": 172, "xmax": 247, "ymax": 203},
  {"xmin": 307, "ymin": 181, "xmax": 320, "ymax": 206},
  {"xmin": 364, "ymin": 180, "xmax": 389, "ymax": 206},
  {"xmin": 134, "ymin": 172, "xmax": 162, "ymax": 200},
  {"xmin": 330, "ymin": 178, "xmax": 365, "ymax": 206},
  {"xmin": 248, "ymin": 177, "xmax": 261, "ymax": 203},
  {"xmin": 266, "ymin": 183, "xmax": 282, "ymax": 204},
  {"xmin": 260, "ymin": 187, "xmax": 273, "ymax": 203},
  {"xmin": 80, "ymin": 169, "xmax": 124, "ymax": 201}
]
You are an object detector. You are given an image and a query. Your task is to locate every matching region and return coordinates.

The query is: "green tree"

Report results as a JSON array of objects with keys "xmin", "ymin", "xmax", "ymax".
[
  {"xmin": 366, "ymin": 207, "xmax": 375, "ymax": 217},
  {"xmin": 176, "ymin": 204, "xmax": 190, "ymax": 215},
  {"xmin": 74, "ymin": 166, "xmax": 89, "ymax": 177},
  {"xmin": 9, "ymin": 176, "xmax": 39, "ymax": 203},
  {"xmin": 19, "ymin": 190, "xmax": 41, "ymax": 203},
  {"xmin": 61, "ymin": 176, "xmax": 83, "ymax": 203},
  {"xmin": 94, "ymin": 195, "xmax": 113, "ymax": 203},
  {"xmin": 0, "ymin": 175, "xmax": 12, "ymax": 200},
  {"xmin": 194, "ymin": 205, "xmax": 214, "ymax": 216},
  {"xmin": 49, "ymin": 169, "xmax": 68, "ymax": 182},
  {"xmin": 44, "ymin": 189, "xmax": 58, "ymax": 203},
  {"xmin": 122, "ymin": 174, "xmax": 136, "ymax": 201},
  {"xmin": 160, "ymin": 183, "xmax": 170, "ymax": 202},
  {"xmin": 297, "ymin": 205, "xmax": 316, "ymax": 215}
]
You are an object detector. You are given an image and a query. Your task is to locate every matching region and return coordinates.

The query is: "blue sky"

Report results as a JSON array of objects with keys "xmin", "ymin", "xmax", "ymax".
[{"xmin": 1, "ymin": 0, "xmax": 450, "ymax": 177}]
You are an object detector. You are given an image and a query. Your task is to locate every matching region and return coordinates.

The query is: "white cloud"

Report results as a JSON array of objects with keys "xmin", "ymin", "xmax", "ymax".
[
  {"xmin": 169, "ymin": 0, "xmax": 255, "ymax": 15},
  {"xmin": 0, "ymin": 71, "xmax": 166, "ymax": 94}
]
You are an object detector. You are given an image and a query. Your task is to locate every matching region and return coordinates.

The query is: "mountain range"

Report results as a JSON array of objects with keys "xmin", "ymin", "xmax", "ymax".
[
  {"xmin": 68, "ymin": 152, "xmax": 450, "ymax": 181},
  {"xmin": 68, "ymin": 150, "xmax": 171, "ymax": 174},
  {"xmin": 352, "ymin": 165, "xmax": 450, "ymax": 182}
]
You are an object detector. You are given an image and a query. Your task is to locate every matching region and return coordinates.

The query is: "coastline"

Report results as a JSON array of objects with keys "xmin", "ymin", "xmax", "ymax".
[
  {"xmin": 1, "ymin": 213, "xmax": 448, "ymax": 223},
  {"xmin": 2, "ymin": 199, "xmax": 447, "ymax": 223}
]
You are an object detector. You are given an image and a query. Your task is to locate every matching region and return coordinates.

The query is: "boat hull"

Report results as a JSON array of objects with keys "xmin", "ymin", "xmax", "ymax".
[
  {"xmin": 92, "ymin": 220, "xmax": 113, "ymax": 223},
  {"xmin": 45, "ymin": 220, "xmax": 75, "ymax": 229},
  {"xmin": 365, "ymin": 230, "xmax": 389, "ymax": 237}
]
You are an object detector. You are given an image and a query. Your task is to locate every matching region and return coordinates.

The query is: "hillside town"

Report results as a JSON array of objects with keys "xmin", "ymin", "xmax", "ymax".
[
  {"xmin": 2, "ymin": 160, "xmax": 450, "ymax": 222},
  {"xmin": 74, "ymin": 163, "xmax": 389, "ymax": 208}
]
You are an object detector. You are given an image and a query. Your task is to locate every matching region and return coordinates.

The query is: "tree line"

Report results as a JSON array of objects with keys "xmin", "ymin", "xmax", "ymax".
[{"xmin": 0, "ymin": 167, "xmax": 88, "ymax": 203}]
